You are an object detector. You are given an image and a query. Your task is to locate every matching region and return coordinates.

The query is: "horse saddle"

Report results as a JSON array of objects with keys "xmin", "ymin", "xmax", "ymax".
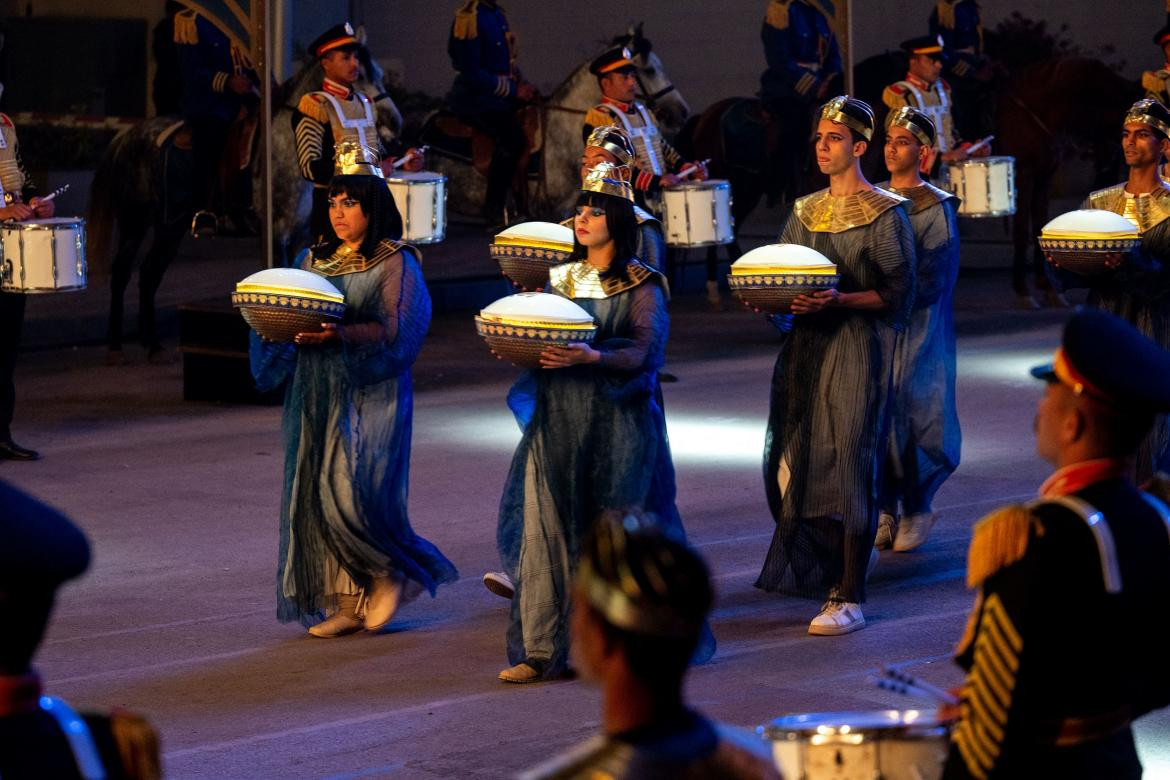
[{"xmin": 421, "ymin": 109, "xmax": 541, "ymax": 178}]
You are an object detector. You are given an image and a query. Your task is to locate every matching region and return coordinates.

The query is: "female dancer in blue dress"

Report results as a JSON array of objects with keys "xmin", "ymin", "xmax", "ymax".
[
  {"xmin": 250, "ymin": 164, "xmax": 457, "ymax": 637},
  {"xmin": 495, "ymin": 163, "xmax": 695, "ymax": 683}
]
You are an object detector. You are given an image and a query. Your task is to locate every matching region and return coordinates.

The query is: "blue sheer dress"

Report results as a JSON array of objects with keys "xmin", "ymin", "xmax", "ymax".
[
  {"xmin": 496, "ymin": 259, "xmax": 684, "ymax": 675},
  {"xmin": 756, "ymin": 188, "xmax": 914, "ymax": 604},
  {"xmin": 250, "ymin": 241, "xmax": 457, "ymax": 625},
  {"xmin": 880, "ymin": 182, "xmax": 962, "ymax": 516}
]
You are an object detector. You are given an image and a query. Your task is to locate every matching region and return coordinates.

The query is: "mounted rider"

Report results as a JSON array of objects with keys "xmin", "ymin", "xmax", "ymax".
[
  {"xmin": 447, "ymin": 0, "xmax": 538, "ymax": 230},
  {"xmin": 882, "ymin": 35, "xmax": 986, "ymax": 178},
  {"xmin": 293, "ymin": 23, "xmax": 421, "ymax": 244},
  {"xmin": 928, "ymin": 0, "xmax": 993, "ymax": 140},
  {"xmin": 173, "ymin": 7, "xmax": 260, "ymax": 238},
  {"xmin": 583, "ymin": 46, "xmax": 705, "ymax": 211},
  {"xmin": 758, "ymin": 0, "xmax": 843, "ymax": 199}
]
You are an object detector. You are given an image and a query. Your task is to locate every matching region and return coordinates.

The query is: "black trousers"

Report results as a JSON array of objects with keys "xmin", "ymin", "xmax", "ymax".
[
  {"xmin": 460, "ymin": 109, "xmax": 526, "ymax": 221},
  {"xmin": 189, "ymin": 115, "xmax": 232, "ymax": 213},
  {"xmin": 0, "ymin": 291, "xmax": 26, "ymax": 440}
]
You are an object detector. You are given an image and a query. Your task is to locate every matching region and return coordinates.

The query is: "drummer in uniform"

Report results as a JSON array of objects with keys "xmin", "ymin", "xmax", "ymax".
[
  {"xmin": 1141, "ymin": 18, "xmax": 1170, "ymax": 107},
  {"xmin": 942, "ymin": 309, "xmax": 1170, "ymax": 780},
  {"xmin": 0, "ymin": 113, "xmax": 54, "ymax": 461},
  {"xmin": 293, "ymin": 23, "xmax": 422, "ymax": 243},
  {"xmin": 583, "ymin": 46, "xmax": 706, "ymax": 210},
  {"xmin": 876, "ymin": 107, "xmax": 962, "ymax": 553},
  {"xmin": 882, "ymin": 35, "xmax": 986, "ymax": 178},
  {"xmin": 1072, "ymin": 98, "xmax": 1170, "ymax": 480},
  {"xmin": 447, "ymin": 0, "xmax": 538, "ymax": 229},
  {"xmin": 0, "ymin": 480, "xmax": 162, "ymax": 778}
]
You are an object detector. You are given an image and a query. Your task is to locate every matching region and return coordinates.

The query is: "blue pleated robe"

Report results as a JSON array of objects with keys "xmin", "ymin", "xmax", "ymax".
[
  {"xmin": 880, "ymin": 182, "xmax": 962, "ymax": 516},
  {"xmin": 250, "ymin": 241, "xmax": 457, "ymax": 624},
  {"xmin": 496, "ymin": 259, "xmax": 685, "ymax": 675},
  {"xmin": 756, "ymin": 188, "xmax": 915, "ymax": 604}
]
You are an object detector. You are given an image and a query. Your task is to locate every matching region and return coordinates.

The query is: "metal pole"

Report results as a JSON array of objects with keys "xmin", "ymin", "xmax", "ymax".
[
  {"xmin": 844, "ymin": 0, "xmax": 854, "ymax": 96},
  {"xmin": 256, "ymin": 0, "xmax": 274, "ymax": 268}
]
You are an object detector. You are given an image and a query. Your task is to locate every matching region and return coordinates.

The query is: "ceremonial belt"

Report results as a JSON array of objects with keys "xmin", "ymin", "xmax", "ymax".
[{"xmin": 1039, "ymin": 705, "xmax": 1132, "ymax": 747}]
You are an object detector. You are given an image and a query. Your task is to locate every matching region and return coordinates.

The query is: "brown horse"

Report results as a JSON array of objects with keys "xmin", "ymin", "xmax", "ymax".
[{"xmin": 995, "ymin": 57, "xmax": 1138, "ymax": 302}]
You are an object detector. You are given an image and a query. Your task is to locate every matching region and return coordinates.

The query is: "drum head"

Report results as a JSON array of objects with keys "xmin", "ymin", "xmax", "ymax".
[
  {"xmin": 671, "ymin": 179, "xmax": 729, "ymax": 191},
  {"xmin": 388, "ymin": 171, "xmax": 446, "ymax": 183},
  {"xmin": 21, "ymin": 217, "xmax": 85, "ymax": 227},
  {"xmin": 764, "ymin": 709, "xmax": 943, "ymax": 737}
]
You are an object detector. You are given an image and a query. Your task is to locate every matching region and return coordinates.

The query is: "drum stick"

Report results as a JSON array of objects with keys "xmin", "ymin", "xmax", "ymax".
[
  {"xmin": 965, "ymin": 135, "xmax": 995, "ymax": 155},
  {"xmin": 674, "ymin": 158, "xmax": 710, "ymax": 179},
  {"xmin": 882, "ymin": 666, "xmax": 959, "ymax": 705},
  {"xmin": 37, "ymin": 183, "xmax": 70, "ymax": 203},
  {"xmin": 872, "ymin": 677, "xmax": 945, "ymax": 702},
  {"xmin": 391, "ymin": 146, "xmax": 429, "ymax": 170}
]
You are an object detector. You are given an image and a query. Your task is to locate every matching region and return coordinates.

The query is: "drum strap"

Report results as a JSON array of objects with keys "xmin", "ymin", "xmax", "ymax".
[
  {"xmin": 895, "ymin": 81, "xmax": 951, "ymax": 153},
  {"xmin": 319, "ymin": 92, "xmax": 377, "ymax": 156},
  {"xmin": 602, "ymin": 103, "xmax": 664, "ymax": 175},
  {"xmin": 40, "ymin": 696, "xmax": 107, "ymax": 780}
]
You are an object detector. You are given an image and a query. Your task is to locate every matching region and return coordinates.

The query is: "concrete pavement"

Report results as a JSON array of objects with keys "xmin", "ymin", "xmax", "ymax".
[{"xmin": 6, "ymin": 254, "xmax": 1169, "ymax": 777}]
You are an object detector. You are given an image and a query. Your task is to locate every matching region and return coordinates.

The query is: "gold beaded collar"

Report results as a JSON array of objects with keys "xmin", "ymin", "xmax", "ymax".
[
  {"xmin": 548, "ymin": 259, "xmax": 663, "ymax": 299},
  {"xmin": 794, "ymin": 187, "xmax": 907, "ymax": 234},
  {"xmin": 311, "ymin": 239, "xmax": 410, "ymax": 276},
  {"xmin": 1086, "ymin": 181, "xmax": 1170, "ymax": 234},
  {"xmin": 880, "ymin": 181, "xmax": 956, "ymax": 215}
]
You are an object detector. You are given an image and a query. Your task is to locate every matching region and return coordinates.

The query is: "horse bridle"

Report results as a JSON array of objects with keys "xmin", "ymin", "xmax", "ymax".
[{"xmin": 634, "ymin": 68, "xmax": 678, "ymax": 111}]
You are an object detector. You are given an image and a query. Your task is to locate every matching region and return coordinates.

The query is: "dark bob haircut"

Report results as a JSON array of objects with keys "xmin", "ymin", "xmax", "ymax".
[
  {"xmin": 568, "ymin": 190, "xmax": 639, "ymax": 284},
  {"xmin": 312, "ymin": 174, "xmax": 404, "ymax": 260}
]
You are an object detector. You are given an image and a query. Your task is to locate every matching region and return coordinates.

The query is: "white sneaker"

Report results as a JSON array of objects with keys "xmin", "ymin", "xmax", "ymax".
[
  {"xmin": 893, "ymin": 512, "xmax": 936, "ymax": 552},
  {"xmin": 483, "ymin": 571, "xmax": 515, "ymax": 600},
  {"xmin": 808, "ymin": 601, "xmax": 866, "ymax": 636},
  {"xmin": 874, "ymin": 512, "xmax": 897, "ymax": 550}
]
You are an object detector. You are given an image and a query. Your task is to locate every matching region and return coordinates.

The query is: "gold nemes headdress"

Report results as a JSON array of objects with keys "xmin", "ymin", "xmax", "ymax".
[
  {"xmin": 1125, "ymin": 98, "xmax": 1170, "ymax": 139},
  {"xmin": 585, "ymin": 125, "xmax": 635, "ymax": 168},
  {"xmin": 885, "ymin": 105, "xmax": 936, "ymax": 148},
  {"xmin": 820, "ymin": 95, "xmax": 875, "ymax": 141},
  {"xmin": 582, "ymin": 162, "xmax": 635, "ymax": 203},
  {"xmin": 334, "ymin": 139, "xmax": 384, "ymax": 178}
]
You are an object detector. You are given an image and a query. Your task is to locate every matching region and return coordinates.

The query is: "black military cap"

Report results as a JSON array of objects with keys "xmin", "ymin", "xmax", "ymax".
[
  {"xmin": 1154, "ymin": 22, "xmax": 1170, "ymax": 47},
  {"xmin": 589, "ymin": 46, "xmax": 637, "ymax": 77},
  {"xmin": 1031, "ymin": 309, "xmax": 1170, "ymax": 412},
  {"xmin": 901, "ymin": 34, "xmax": 945, "ymax": 58},
  {"xmin": 310, "ymin": 22, "xmax": 359, "ymax": 59},
  {"xmin": 0, "ymin": 481, "xmax": 90, "ymax": 589}
]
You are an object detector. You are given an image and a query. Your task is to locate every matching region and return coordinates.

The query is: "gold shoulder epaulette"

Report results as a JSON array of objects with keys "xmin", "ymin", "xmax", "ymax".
[
  {"xmin": 296, "ymin": 93, "xmax": 330, "ymax": 123},
  {"xmin": 966, "ymin": 504, "xmax": 1039, "ymax": 588},
  {"xmin": 453, "ymin": 0, "xmax": 479, "ymax": 40},
  {"xmin": 882, "ymin": 85, "xmax": 910, "ymax": 110},
  {"xmin": 935, "ymin": 0, "xmax": 956, "ymax": 30},
  {"xmin": 585, "ymin": 106, "xmax": 615, "ymax": 130},
  {"xmin": 765, "ymin": 0, "xmax": 792, "ymax": 30},
  {"xmin": 109, "ymin": 710, "xmax": 162, "ymax": 780},
  {"xmin": 1144, "ymin": 70, "xmax": 1168, "ymax": 98},
  {"xmin": 173, "ymin": 9, "xmax": 199, "ymax": 45}
]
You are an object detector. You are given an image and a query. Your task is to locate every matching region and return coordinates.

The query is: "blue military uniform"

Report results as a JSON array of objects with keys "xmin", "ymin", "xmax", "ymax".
[
  {"xmin": 943, "ymin": 311, "xmax": 1170, "ymax": 780},
  {"xmin": 929, "ymin": 0, "xmax": 983, "ymax": 77},
  {"xmin": 759, "ymin": 1, "xmax": 842, "ymax": 202},
  {"xmin": 173, "ymin": 9, "xmax": 259, "ymax": 234},
  {"xmin": 760, "ymin": 0, "xmax": 842, "ymax": 104},
  {"xmin": 447, "ymin": 0, "xmax": 527, "ymax": 225}
]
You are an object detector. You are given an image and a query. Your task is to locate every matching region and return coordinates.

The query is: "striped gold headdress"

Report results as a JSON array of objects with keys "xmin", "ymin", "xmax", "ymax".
[
  {"xmin": 885, "ymin": 105, "xmax": 937, "ymax": 147},
  {"xmin": 581, "ymin": 162, "xmax": 635, "ymax": 202},
  {"xmin": 820, "ymin": 95, "xmax": 876, "ymax": 141},
  {"xmin": 333, "ymin": 139, "xmax": 384, "ymax": 178}
]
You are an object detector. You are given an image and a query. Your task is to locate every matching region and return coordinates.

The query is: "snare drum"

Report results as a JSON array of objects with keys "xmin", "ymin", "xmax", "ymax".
[
  {"xmin": 761, "ymin": 710, "xmax": 949, "ymax": 780},
  {"xmin": 387, "ymin": 171, "xmax": 447, "ymax": 244},
  {"xmin": 947, "ymin": 156, "xmax": 1016, "ymax": 217},
  {"xmin": 662, "ymin": 179, "xmax": 734, "ymax": 247},
  {"xmin": 0, "ymin": 217, "xmax": 87, "ymax": 294}
]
